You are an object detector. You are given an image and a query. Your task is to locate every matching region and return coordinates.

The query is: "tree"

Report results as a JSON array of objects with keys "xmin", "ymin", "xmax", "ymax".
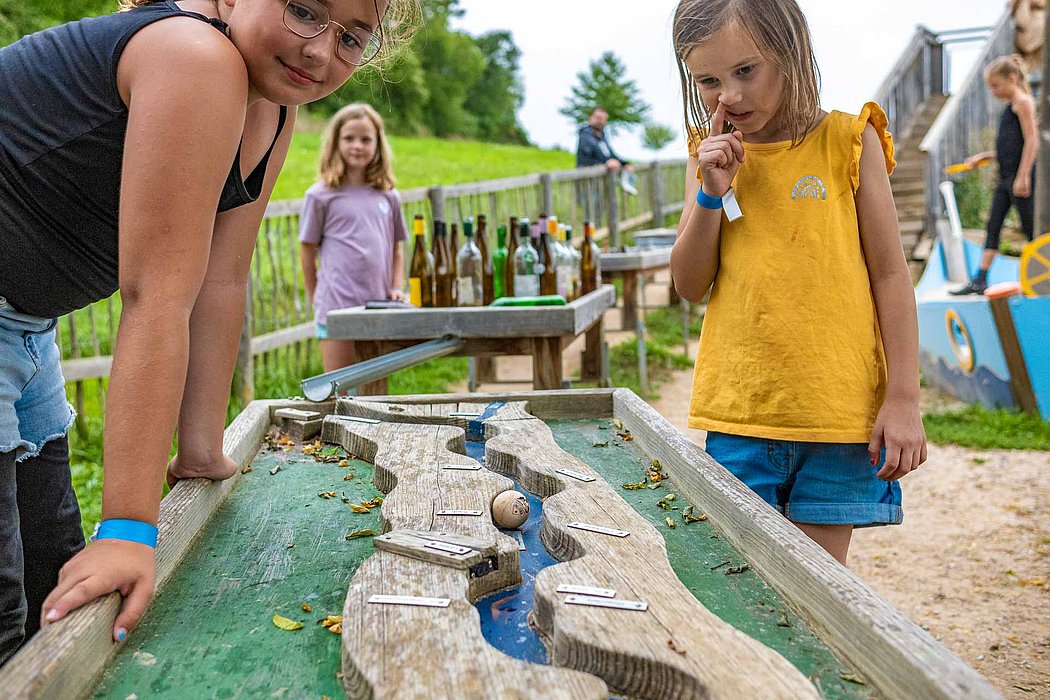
[
  {"xmin": 1, "ymin": 0, "xmax": 115, "ymax": 46},
  {"xmin": 467, "ymin": 31, "xmax": 528, "ymax": 145},
  {"xmin": 559, "ymin": 52, "xmax": 650, "ymax": 134},
  {"xmin": 641, "ymin": 121, "xmax": 675, "ymax": 152}
]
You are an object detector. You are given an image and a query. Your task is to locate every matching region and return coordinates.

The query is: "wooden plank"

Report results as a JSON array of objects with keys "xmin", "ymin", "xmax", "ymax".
[
  {"xmin": 334, "ymin": 398, "xmax": 530, "ymax": 431},
  {"xmin": 321, "ymin": 419, "xmax": 606, "ymax": 699},
  {"xmin": 611, "ymin": 389, "xmax": 1001, "ymax": 700},
  {"xmin": 249, "ymin": 321, "xmax": 314, "ymax": 355},
  {"xmin": 0, "ymin": 400, "xmax": 280, "ymax": 699},
  {"xmin": 347, "ymin": 389, "xmax": 615, "ymax": 421},
  {"xmin": 988, "ymin": 296, "xmax": 1040, "ymax": 416},
  {"xmin": 599, "ymin": 247, "xmax": 672, "ymax": 272},
  {"xmin": 324, "ymin": 287, "xmax": 615, "ymax": 341},
  {"xmin": 483, "ymin": 417, "xmax": 819, "ymax": 699},
  {"xmin": 59, "ymin": 355, "xmax": 113, "ymax": 382},
  {"xmin": 620, "ymin": 272, "xmax": 638, "ymax": 330}
]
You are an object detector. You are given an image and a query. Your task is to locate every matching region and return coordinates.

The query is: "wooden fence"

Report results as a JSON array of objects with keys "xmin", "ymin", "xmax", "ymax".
[
  {"xmin": 58, "ymin": 158, "xmax": 688, "ymax": 418},
  {"xmin": 919, "ymin": 11, "xmax": 1014, "ymax": 224}
]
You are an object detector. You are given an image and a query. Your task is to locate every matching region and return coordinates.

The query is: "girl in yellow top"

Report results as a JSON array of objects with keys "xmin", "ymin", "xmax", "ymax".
[{"xmin": 670, "ymin": 0, "xmax": 927, "ymax": 564}]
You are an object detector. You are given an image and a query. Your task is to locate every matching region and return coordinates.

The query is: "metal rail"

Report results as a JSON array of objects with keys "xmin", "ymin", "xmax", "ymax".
[{"xmin": 300, "ymin": 335, "xmax": 466, "ymax": 402}]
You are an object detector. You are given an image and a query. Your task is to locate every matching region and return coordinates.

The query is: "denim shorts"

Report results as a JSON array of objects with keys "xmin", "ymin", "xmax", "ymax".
[
  {"xmin": 0, "ymin": 298, "xmax": 76, "ymax": 461},
  {"xmin": 705, "ymin": 432, "xmax": 902, "ymax": 527},
  {"xmin": 316, "ymin": 322, "xmax": 328, "ymax": 340}
]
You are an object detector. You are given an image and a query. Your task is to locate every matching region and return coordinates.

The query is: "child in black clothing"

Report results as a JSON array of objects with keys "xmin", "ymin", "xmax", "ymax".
[{"xmin": 952, "ymin": 54, "xmax": 1040, "ymax": 295}]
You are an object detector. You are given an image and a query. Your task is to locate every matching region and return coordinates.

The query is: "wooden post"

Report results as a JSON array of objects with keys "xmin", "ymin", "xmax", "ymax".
[
  {"xmin": 620, "ymin": 272, "xmax": 638, "ymax": 330},
  {"xmin": 540, "ymin": 173, "xmax": 553, "ymax": 216},
  {"xmin": 531, "ymin": 336, "xmax": 562, "ymax": 390},
  {"xmin": 649, "ymin": 161, "xmax": 664, "ymax": 227},
  {"xmin": 581, "ymin": 316, "xmax": 604, "ymax": 382},
  {"xmin": 988, "ymin": 295, "xmax": 1039, "ymax": 416},
  {"xmin": 429, "ymin": 186, "xmax": 446, "ymax": 223},
  {"xmin": 605, "ymin": 168, "xmax": 620, "ymax": 248},
  {"xmin": 231, "ymin": 282, "xmax": 254, "ymax": 408},
  {"xmin": 636, "ymin": 273, "xmax": 648, "ymax": 397},
  {"xmin": 1036, "ymin": 18, "xmax": 1050, "ymax": 237}
]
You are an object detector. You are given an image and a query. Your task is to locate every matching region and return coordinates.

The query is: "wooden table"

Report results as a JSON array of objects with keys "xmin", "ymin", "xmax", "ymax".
[
  {"xmin": 324, "ymin": 286, "xmax": 615, "ymax": 390},
  {"xmin": 599, "ymin": 247, "xmax": 673, "ymax": 330}
]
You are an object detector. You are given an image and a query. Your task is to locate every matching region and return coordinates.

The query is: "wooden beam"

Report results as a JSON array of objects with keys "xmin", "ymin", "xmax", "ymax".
[{"xmin": 612, "ymin": 389, "xmax": 1000, "ymax": 700}]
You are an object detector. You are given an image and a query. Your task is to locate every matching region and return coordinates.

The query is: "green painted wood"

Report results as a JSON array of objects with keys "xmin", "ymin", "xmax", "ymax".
[
  {"xmin": 92, "ymin": 444, "xmax": 383, "ymax": 700},
  {"xmin": 548, "ymin": 421, "xmax": 876, "ymax": 700}
]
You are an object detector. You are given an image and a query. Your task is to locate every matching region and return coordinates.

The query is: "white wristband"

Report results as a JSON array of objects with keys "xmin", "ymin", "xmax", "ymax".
[{"xmin": 722, "ymin": 187, "xmax": 743, "ymax": 222}]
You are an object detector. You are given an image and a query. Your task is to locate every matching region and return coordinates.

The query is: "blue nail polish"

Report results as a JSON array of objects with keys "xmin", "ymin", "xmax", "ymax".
[{"xmin": 116, "ymin": 628, "xmax": 126, "ymax": 641}]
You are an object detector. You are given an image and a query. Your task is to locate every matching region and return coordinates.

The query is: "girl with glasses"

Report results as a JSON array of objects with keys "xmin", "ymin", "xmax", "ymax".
[{"xmin": 0, "ymin": 0, "xmax": 418, "ymax": 661}]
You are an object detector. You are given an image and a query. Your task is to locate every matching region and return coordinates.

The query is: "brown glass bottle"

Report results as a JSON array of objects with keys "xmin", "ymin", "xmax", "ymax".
[
  {"xmin": 408, "ymin": 214, "xmax": 434, "ymax": 307},
  {"xmin": 433, "ymin": 220, "xmax": 454, "ymax": 307},
  {"xmin": 476, "ymin": 214, "xmax": 494, "ymax": 305},
  {"xmin": 580, "ymin": 220, "xmax": 602, "ymax": 295},
  {"xmin": 539, "ymin": 217, "xmax": 557, "ymax": 295},
  {"xmin": 505, "ymin": 215, "xmax": 519, "ymax": 297}
]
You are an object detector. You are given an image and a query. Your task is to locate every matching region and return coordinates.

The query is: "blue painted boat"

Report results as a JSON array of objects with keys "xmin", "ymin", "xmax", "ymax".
[{"xmin": 916, "ymin": 235, "xmax": 1050, "ymax": 419}]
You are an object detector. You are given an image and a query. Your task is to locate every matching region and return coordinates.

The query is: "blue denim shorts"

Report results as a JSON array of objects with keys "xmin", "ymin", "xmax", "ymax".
[
  {"xmin": 0, "ymin": 298, "xmax": 76, "ymax": 461},
  {"xmin": 705, "ymin": 432, "xmax": 902, "ymax": 527},
  {"xmin": 316, "ymin": 322, "xmax": 328, "ymax": 340}
]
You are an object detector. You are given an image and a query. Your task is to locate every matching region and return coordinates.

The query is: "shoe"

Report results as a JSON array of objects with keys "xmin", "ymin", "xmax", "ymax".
[{"xmin": 949, "ymin": 280, "xmax": 987, "ymax": 296}]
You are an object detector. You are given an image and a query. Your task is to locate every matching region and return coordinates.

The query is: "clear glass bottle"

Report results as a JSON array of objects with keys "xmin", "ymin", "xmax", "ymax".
[
  {"xmin": 456, "ymin": 217, "xmax": 483, "ymax": 307},
  {"xmin": 513, "ymin": 217, "xmax": 540, "ymax": 297}
]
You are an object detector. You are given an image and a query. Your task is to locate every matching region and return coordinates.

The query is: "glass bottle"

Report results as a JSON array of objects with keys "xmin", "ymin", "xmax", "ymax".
[
  {"xmin": 433, "ymin": 220, "xmax": 454, "ymax": 307},
  {"xmin": 492, "ymin": 225, "xmax": 509, "ymax": 300},
  {"xmin": 505, "ymin": 215, "xmax": 519, "ymax": 297},
  {"xmin": 408, "ymin": 214, "xmax": 434, "ymax": 308},
  {"xmin": 580, "ymin": 220, "xmax": 602, "ymax": 295},
  {"xmin": 456, "ymin": 218, "xmax": 483, "ymax": 307},
  {"xmin": 513, "ymin": 218, "xmax": 540, "ymax": 297},
  {"xmin": 476, "ymin": 214, "xmax": 494, "ymax": 305}
]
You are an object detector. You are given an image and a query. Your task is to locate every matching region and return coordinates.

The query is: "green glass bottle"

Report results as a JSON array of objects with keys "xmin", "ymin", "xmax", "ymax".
[{"xmin": 492, "ymin": 225, "xmax": 509, "ymax": 300}]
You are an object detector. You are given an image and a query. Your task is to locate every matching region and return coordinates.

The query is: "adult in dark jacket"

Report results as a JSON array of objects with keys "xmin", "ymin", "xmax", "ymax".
[{"xmin": 575, "ymin": 107, "xmax": 634, "ymax": 170}]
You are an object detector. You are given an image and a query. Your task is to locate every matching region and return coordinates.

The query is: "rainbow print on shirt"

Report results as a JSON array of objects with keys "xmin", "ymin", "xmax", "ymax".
[{"xmin": 791, "ymin": 175, "xmax": 827, "ymax": 200}]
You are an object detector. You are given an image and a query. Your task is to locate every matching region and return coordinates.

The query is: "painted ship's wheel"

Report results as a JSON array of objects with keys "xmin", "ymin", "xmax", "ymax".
[{"xmin": 1020, "ymin": 233, "xmax": 1050, "ymax": 297}]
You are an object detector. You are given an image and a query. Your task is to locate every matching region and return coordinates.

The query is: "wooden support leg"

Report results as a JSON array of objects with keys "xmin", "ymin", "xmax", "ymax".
[
  {"xmin": 532, "ymin": 337, "xmax": 563, "ymax": 390},
  {"xmin": 620, "ymin": 273, "xmax": 638, "ymax": 330},
  {"xmin": 475, "ymin": 357, "xmax": 496, "ymax": 384},
  {"xmin": 580, "ymin": 317, "xmax": 604, "ymax": 382},
  {"xmin": 989, "ymin": 296, "xmax": 1039, "ymax": 415}
]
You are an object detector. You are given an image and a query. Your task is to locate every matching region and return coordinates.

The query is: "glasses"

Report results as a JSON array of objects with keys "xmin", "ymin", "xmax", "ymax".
[{"xmin": 283, "ymin": 0, "xmax": 383, "ymax": 66}]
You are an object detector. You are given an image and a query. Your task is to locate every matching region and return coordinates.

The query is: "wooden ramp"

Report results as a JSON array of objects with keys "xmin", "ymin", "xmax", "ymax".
[
  {"xmin": 484, "ymin": 417, "xmax": 820, "ymax": 700},
  {"xmin": 322, "ymin": 416, "xmax": 607, "ymax": 700}
]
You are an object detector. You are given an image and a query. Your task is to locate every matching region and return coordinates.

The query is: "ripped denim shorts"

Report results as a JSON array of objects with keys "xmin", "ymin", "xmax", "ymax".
[{"xmin": 0, "ymin": 297, "xmax": 75, "ymax": 461}]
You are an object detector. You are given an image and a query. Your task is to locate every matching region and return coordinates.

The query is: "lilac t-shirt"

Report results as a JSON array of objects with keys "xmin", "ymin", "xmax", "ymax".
[{"xmin": 298, "ymin": 183, "xmax": 408, "ymax": 324}]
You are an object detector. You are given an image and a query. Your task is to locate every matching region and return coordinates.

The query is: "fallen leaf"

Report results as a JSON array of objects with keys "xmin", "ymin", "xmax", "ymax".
[
  {"xmin": 664, "ymin": 517, "xmax": 676, "ymax": 529},
  {"xmin": 343, "ymin": 473, "xmax": 354, "ymax": 481},
  {"xmin": 683, "ymin": 506, "xmax": 707, "ymax": 523},
  {"xmin": 301, "ymin": 603, "xmax": 313, "ymax": 613},
  {"xmin": 318, "ymin": 491, "xmax": 337, "ymax": 499},
  {"xmin": 776, "ymin": 610, "xmax": 791, "ymax": 627},
  {"xmin": 622, "ymin": 481, "xmax": 647, "ymax": 490},
  {"xmin": 338, "ymin": 459, "xmax": 349, "ymax": 467},
  {"xmin": 241, "ymin": 465, "xmax": 253, "ymax": 474},
  {"xmin": 345, "ymin": 529, "xmax": 376, "ymax": 540},
  {"xmin": 725, "ymin": 565, "xmax": 750, "ymax": 575},
  {"xmin": 839, "ymin": 672, "xmax": 866, "ymax": 685},
  {"xmin": 348, "ymin": 503, "xmax": 370, "ymax": 513},
  {"xmin": 612, "ymin": 418, "xmax": 624, "ymax": 431},
  {"xmin": 319, "ymin": 615, "xmax": 343, "ymax": 628},
  {"xmin": 651, "ymin": 459, "xmax": 663, "ymax": 471},
  {"xmin": 269, "ymin": 465, "xmax": 281, "ymax": 476},
  {"xmin": 592, "ymin": 441, "xmax": 609, "ymax": 448},
  {"xmin": 272, "ymin": 614, "xmax": 303, "ymax": 631},
  {"xmin": 329, "ymin": 622, "xmax": 342, "ymax": 634},
  {"xmin": 667, "ymin": 638, "xmax": 687, "ymax": 655},
  {"xmin": 621, "ymin": 433, "xmax": 634, "ymax": 442}
]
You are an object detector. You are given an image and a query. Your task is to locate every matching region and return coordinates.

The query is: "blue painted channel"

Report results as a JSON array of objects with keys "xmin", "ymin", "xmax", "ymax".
[{"xmin": 464, "ymin": 403, "xmax": 558, "ymax": 665}]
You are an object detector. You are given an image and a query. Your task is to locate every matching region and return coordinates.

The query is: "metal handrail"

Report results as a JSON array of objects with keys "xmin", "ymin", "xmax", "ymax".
[{"xmin": 300, "ymin": 335, "xmax": 465, "ymax": 401}]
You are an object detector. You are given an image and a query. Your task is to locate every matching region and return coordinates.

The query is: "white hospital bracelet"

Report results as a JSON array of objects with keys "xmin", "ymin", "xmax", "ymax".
[{"xmin": 722, "ymin": 187, "xmax": 743, "ymax": 221}]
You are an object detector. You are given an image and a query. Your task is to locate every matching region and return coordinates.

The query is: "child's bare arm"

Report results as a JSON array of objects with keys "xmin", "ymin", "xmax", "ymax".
[
  {"xmin": 172, "ymin": 104, "xmax": 297, "ymax": 482},
  {"xmin": 670, "ymin": 103, "xmax": 742, "ymax": 302},
  {"xmin": 301, "ymin": 242, "xmax": 319, "ymax": 302},
  {"xmin": 855, "ymin": 123, "xmax": 927, "ymax": 482},
  {"xmin": 1014, "ymin": 96, "xmax": 1039, "ymax": 197},
  {"xmin": 390, "ymin": 240, "xmax": 406, "ymax": 300}
]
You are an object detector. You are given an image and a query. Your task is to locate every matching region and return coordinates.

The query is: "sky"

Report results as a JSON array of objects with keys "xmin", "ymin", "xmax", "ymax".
[{"xmin": 451, "ymin": 1, "xmax": 1006, "ymax": 159}]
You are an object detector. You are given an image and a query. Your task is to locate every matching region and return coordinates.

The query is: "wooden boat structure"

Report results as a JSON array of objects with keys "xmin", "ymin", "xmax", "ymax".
[
  {"xmin": 2, "ymin": 389, "xmax": 1000, "ymax": 699},
  {"xmin": 916, "ymin": 183, "xmax": 1050, "ymax": 419}
]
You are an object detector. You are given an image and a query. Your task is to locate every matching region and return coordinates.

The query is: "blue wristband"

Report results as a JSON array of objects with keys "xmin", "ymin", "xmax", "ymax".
[
  {"xmin": 94, "ymin": 519, "xmax": 159, "ymax": 548},
  {"xmin": 695, "ymin": 188, "xmax": 724, "ymax": 210}
]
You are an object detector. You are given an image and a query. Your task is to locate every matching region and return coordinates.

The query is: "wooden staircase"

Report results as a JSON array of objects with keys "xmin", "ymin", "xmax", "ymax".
[{"xmin": 890, "ymin": 94, "xmax": 949, "ymax": 268}]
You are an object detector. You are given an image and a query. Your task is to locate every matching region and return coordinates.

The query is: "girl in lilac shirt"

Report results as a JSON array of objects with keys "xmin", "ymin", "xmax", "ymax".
[{"xmin": 300, "ymin": 103, "xmax": 407, "ymax": 391}]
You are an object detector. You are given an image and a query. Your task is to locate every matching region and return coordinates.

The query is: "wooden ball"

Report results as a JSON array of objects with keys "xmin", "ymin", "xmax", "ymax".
[{"xmin": 491, "ymin": 490, "xmax": 529, "ymax": 529}]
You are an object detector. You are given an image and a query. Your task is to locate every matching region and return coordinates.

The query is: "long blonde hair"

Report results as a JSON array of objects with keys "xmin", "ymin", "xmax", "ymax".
[
  {"xmin": 318, "ymin": 102, "xmax": 395, "ymax": 190},
  {"xmin": 986, "ymin": 54, "xmax": 1032, "ymax": 95},
  {"xmin": 673, "ymin": 0, "xmax": 820, "ymax": 147},
  {"xmin": 118, "ymin": 0, "xmax": 420, "ymax": 67}
]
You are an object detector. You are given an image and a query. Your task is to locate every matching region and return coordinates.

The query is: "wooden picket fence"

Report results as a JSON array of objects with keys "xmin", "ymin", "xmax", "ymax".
[{"xmin": 58, "ymin": 159, "xmax": 688, "ymax": 421}]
